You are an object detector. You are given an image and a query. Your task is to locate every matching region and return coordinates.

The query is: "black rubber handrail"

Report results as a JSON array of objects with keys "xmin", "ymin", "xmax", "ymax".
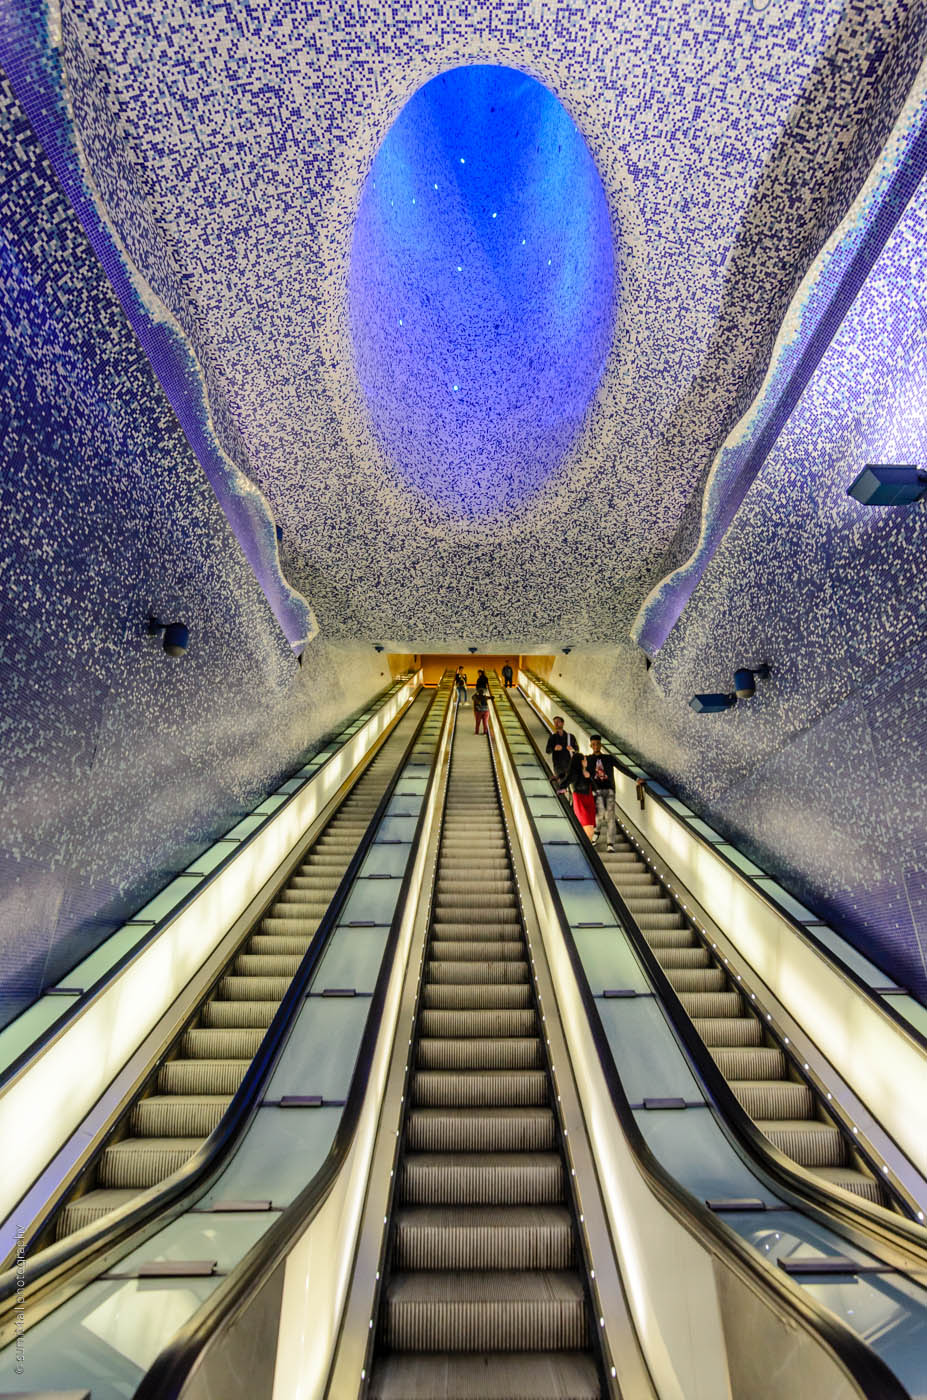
[
  {"xmin": 0, "ymin": 682, "xmax": 441, "ymax": 1331},
  {"xmin": 512, "ymin": 685, "xmax": 927, "ymax": 1263},
  {"xmin": 490, "ymin": 684, "xmax": 911, "ymax": 1400},
  {"xmin": 522, "ymin": 669, "xmax": 927, "ymax": 1056},
  {"xmin": 130, "ymin": 678, "xmax": 455, "ymax": 1400},
  {"xmin": 0, "ymin": 674, "xmax": 416, "ymax": 1098}
]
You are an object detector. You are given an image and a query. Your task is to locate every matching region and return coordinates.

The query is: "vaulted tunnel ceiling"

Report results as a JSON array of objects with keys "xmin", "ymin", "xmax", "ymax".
[{"xmin": 31, "ymin": 0, "xmax": 927, "ymax": 648}]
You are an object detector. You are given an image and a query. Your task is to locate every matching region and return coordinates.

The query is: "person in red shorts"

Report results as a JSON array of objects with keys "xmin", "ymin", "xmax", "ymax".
[{"xmin": 567, "ymin": 748, "xmax": 596, "ymax": 839}]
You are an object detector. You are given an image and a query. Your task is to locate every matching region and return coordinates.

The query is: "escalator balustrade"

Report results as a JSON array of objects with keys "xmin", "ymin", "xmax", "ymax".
[{"xmin": 54, "ymin": 695, "xmax": 431, "ymax": 1240}]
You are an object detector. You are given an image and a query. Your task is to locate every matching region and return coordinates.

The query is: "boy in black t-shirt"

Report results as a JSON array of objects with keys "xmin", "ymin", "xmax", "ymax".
[{"xmin": 588, "ymin": 734, "xmax": 617, "ymax": 850}]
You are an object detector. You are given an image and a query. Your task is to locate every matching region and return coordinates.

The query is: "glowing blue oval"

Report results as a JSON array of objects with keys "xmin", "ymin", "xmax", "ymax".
[{"xmin": 348, "ymin": 65, "xmax": 616, "ymax": 516}]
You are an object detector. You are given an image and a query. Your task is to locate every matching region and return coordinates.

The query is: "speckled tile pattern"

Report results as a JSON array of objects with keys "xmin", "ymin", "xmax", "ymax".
[
  {"xmin": 3, "ymin": 0, "xmax": 927, "ymax": 644},
  {"xmin": 0, "ymin": 75, "xmax": 389, "ymax": 1029},
  {"xmin": 553, "ymin": 166, "xmax": 927, "ymax": 1003}
]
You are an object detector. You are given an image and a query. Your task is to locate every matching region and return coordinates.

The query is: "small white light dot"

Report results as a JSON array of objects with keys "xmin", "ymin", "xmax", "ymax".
[
  {"xmin": 852, "ymin": 1126, "xmax": 858, "ymax": 1134},
  {"xmin": 600, "ymin": 1317, "xmax": 605, "ymax": 1327},
  {"xmin": 803, "ymin": 1062, "xmax": 809, "ymax": 1070},
  {"xmin": 827, "ymin": 1093, "xmax": 832, "ymax": 1100},
  {"xmin": 492, "ymin": 211, "xmax": 497, "ymax": 218},
  {"xmin": 460, "ymin": 156, "xmax": 465, "ymax": 163},
  {"xmin": 783, "ymin": 1036, "xmax": 789, "ymax": 1044},
  {"xmin": 766, "ymin": 1013, "xmax": 772, "ymax": 1021}
]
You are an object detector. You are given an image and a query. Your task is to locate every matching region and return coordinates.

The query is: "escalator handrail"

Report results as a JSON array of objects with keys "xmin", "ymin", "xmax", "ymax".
[
  {"xmin": 504, "ymin": 691, "xmax": 927, "ymax": 1271},
  {"xmin": 491, "ymin": 681, "xmax": 911, "ymax": 1400},
  {"xmin": 512, "ymin": 684, "xmax": 927, "ymax": 1261},
  {"xmin": 0, "ymin": 674, "xmax": 416, "ymax": 1099},
  {"xmin": 131, "ymin": 679, "xmax": 456, "ymax": 1400},
  {"xmin": 521, "ymin": 668, "xmax": 927, "ymax": 1059},
  {"xmin": 0, "ymin": 681, "xmax": 440, "ymax": 1321}
]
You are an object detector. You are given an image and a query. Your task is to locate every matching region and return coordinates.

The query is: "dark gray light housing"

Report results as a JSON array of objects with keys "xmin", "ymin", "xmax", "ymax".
[
  {"xmin": 689, "ymin": 693, "xmax": 736, "ymax": 714},
  {"xmin": 733, "ymin": 663, "xmax": 771, "ymax": 699},
  {"xmin": 148, "ymin": 617, "xmax": 189, "ymax": 657},
  {"xmin": 847, "ymin": 465, "xmax": 927, "ymax": 506}
]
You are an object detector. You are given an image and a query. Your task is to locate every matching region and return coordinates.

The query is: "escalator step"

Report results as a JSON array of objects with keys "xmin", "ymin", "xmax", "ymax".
[
  {"xmin": 711, "ymin": 1046, "xmax": 787, "ymax": 1079},
  {"xmin": 431, "ymin": 922, "xmax": 524, "ymax": 939},
  {"xmin": 416, "ymin": 1037, "xmax": 543, "ymax": 1071},
  {"xmin": 394, "ymin": 1205, "xmax": 572, "ymax": 1270},
  {"xmin": 427, "ymin": 961, "xmax": 529, "ymax": 984},
  {"xmin": 402, "ymin": 1152, "xmax": 563, "ymax": 1206},
  {"xmin": 260, "ymin": 918, "xmax": 320, "ymax": 938},
  {"xmin": 131, "ymin": 1095, "xmax": 230, "ymax": 1137},
  {"xmin": 235, "ymin": 953, "xmax": 303, "ymax": 975},
  {"xmin": 655, "ymin": 948, "xmax": 710, "ymax": 969},
  {"xmin": 159, "ymin": 1059, "xmax": 248, "ymax": 1094},
  {"xmin": 98, "ymin": 1138, "xmax": 201, "ymax": 1188},
  {"xmin": 430, "ymin": 940, "xmax": 525, "ymax": 962},
  {"xmin": 406, "ymin": 1108, "xmax": 556, "ymax": 1153},
  {"xmin": 414, "ymin": 1070, "xmax": 548, "ymax": 1107},
  {"xmin": 635, "ymin": 912, "xmax": 687, "ymax": 930},
  {"xmin": 678, "ymin": 991, "xmax": 742, "ymax": 1017},
  {"xmin": 691, "ymin": 1016, "xmax": 762, "ymax": 1046},
  {"xmin": 382, "ymin": 1271, "xmax": 586, "ymax": 1352},
  {"xmin": 56, "ymin": 1188, "xmax": 140, "ymax": 1237},
  {"xmin": 368, "ymin": 1350, "xmax": 600, "ymax": 1399},
  {"xmin": 203, "ymin": 999, "xmax": 279, "ymax": 1029},
  {"xmin": 422, "ymin": 983, "xmax": 533, "ymax": 1010},
  {"xmin": 644, "ymin": 927, "xmax": 697, "ymax": 949},
  {"xmin": 664, "ymin": 968, "xmax": 726, "ymax": 992},
  {"xmin": 219, "ymin": 975, "xmax": 292, "ymax": 1000},
  {"xmin": 730, "ymin": 1081, "xmax": 814, "ymax": 1119},
  {"xmin": 814, "ymin": 1166, "xmax": 886, "ymax": 1205},
  {"xmin": 182, "ymin": 1027, "xmax": 265, "ymax": 1058},
  {"xmin": 419, "ymin": 1009, "xmax": 536, "ymax": 1037},
  {"xmin": 247, "ymin": 936, "xmax": 313, "ymax": 956},
  {"xmin": 756, "ymin": 1120, "xmax": 847, "ymax": 1167}
]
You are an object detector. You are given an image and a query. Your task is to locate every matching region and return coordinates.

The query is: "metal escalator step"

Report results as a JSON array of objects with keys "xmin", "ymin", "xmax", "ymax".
[
  {"xmin": 368, "ymin": 1349, "xmax": 600, "ymax": 1399},
  {"xmin": 635, "ymin": 912, "xmax": 687, "ymax": 930},
  {"xmin": 98, "ymin": 1138, "xmax": 201, "ymax": 1188},
  {"xmin": 813, "ymin": 1166, "xmax": 886, "ymax": 1205},
  {"xmin": 435, "ymin": 893, "xmax": 518, "ymax": 909},
  {"xmin": 203, "ymin": 1000, "xmax": 279, "ymax": 1029},
  {"xmin": 382, "ymin": 1270, "xmax": 586, "ymax": 1352},
  {"xmin": 159, "ymin": 1059, "xmax": 248, "ymax": 1094},
  {"xmin": 268, "ymin": 900, "xmax": 330, "ymax": 918},
  {"xmin": 427, "ymin": 960, "xmax": 529, "ymax": 984},
  {"xmin": 419, "ymin": 1009, "xmax": 536, "ymax": 1038},
  {"xmin": 430, "ymin": 940, "xmax": 525, "ymax": 962},
  {"xmin": 219, "ymin": 975, "xmax": 292, "ymax": 1000},
  {"xmin": 755, "ymin": 1120, "xmax": 848, "ymax": 1167},
  {"xmin": 417, "ymin": 1038, "xmax": 543, "ymax": 1071},
  {"xmin": 131, "ymin": 1095, "xmax": 230, "ymax": 1137},
  {"xmin": 435, "ymin": 907, "xmax": 521, "ymax": 925},
  {"xmin": 730, "ymin": 1080, "xmax": 815, "ymax": 1119},
  {"xmin": 402, "ymin": 1152, "xmax": 563, "ymax": 1207},
  {"xmin": 610, "ymin": 873, "xmax": 659, "ymax": 887},
  {"xmin": 423, "ymin": 983, "xmax": 533, "ymax": 1010},
  {"xmin": 57, "ymin": 1188, "xmax": 139, "ymax": 1238},
  {"xmin": 406, "ymin": 1108, "xmax": 556, "ymax": 1153},
  {"xmin": 655, "ymin": 947, "xmax": 710, "ymax": 969},
  {"xmin": 665, "ymin": 967, "xmax": 726, "ymax": 992},
  {"xmin": 247, "ymin": 936, "xmax": 313, "ymax": 956},
  {"xmin": 182, "ymin": 1027, "xmax": 265, "ymax": 1058},
  {"xmin": 277, "ymin": 884, "xmax": 339, "ymax": 899},
  {"xmin": 622, "ymin": 896, "xmax": 675, "ymax": 913},
  {"xmin": 260, "ymin": 917, "xmax": 320, "ymax": 937},
  {"xmin": 414, "ymin": 1070, "xmax": 548, "ymax": 1107},
  {"xmin": 235, "ymin": 953, "xmax": 303, "ymax": 976},
  {"xmin": 692, "ymin": 1016, "xmax": 762, "ymax": 1046},
  {"xmin": 441, "ymin": 859, "xmax": 513, "ymax": 873},
  {"xmin": 394, "ymin": 1205, "xmax": 572, "ymax": 1270},
  {"xmin": 644, "ymin": 927, "xmax": 697, "ymax": 949},
  {"xmin": 678, "ymin": 991, "xmax": 742, "ymax": 1017},
  {"xmin": 431, "ymin": 922, "xmax": 523, "ymax": 940},
  {"xmin": 711, "ymin": 1046, "xmax": 787, "ymax": 1079}
]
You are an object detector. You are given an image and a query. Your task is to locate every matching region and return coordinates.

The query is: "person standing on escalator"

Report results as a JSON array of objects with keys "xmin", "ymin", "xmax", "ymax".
[
  {"xmin": 567, "ymin": 747, "xmax": 596, "ymax": 840},
  {"xmin": 502, "ymin": 662, "xmax": 514, "ymax": 688},
  {"xmin": 546, "ymin": 716, "xmax": 577, "ymax": 797},
  {"xmin": 473, "ymin": 687, "xmax": 490, "ymax": 735},
  {"xmin": 589, "ymin": 734, "xmax": 618, "ymax": 851}
]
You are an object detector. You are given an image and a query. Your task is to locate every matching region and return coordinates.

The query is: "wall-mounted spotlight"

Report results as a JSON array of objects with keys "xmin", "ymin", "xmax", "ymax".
[
  {"xmin": 733, "ymin": 663, "xmax": 771, "ymax": 699},
  {"xmin": 847, "ymin": 465, "xmax": 927, "ymax": 506},
  {"xmin": 689, "ymin": 692, "xmax": 736, "ymax": 714},
  {"xmin": 148, "ymin": 617, "xmax": 189, "ymax": 657},
  {"xmin": 275, "ymin": 523, "xmax": 284, "ymax": 543},
  {"xmin": 373, "ymin": 644, "xmax": 385, "ymax": 653},
  {"xmin": 562, "ymin": 646, "xmax": 572, "ymax": 654},
  {"xmin": 468, "ymin": 647, "xmax": 478, "ymax": 654}
]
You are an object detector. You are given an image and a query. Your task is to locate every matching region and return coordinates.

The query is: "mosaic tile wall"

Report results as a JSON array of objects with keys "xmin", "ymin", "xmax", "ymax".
[
  {"xmin": 0, "ymin": 75, "xmax": 389, "ymax": 1031},
  {"xmin": 555, "ymin": 166, "xmax": 927, "ymax": 1000},
  {"xmin": 4, "ymin": 0, "xmax": 926, "ymax": 646}
]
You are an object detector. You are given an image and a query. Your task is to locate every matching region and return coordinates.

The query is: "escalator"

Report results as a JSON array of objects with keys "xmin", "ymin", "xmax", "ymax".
[
  {"xmin": 507, "ymin": 685, "xmax": 893, "ymax": 1213},
  {"xmin": 596, "ymin": 837, "xmax": 887, "ymax": 1205},
  {"xmin": 26, "ymin": 687, "xmax": 436, "ymax": 1252},
  {"xmin": 368, "ymin": 716, "xmax": 603, "ymax": 1398}
]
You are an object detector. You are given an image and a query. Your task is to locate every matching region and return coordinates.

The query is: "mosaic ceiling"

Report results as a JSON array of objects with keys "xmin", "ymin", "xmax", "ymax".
[{"xmin": 4, "ymin": 0, "xmax": 927, "ymax": 650}]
